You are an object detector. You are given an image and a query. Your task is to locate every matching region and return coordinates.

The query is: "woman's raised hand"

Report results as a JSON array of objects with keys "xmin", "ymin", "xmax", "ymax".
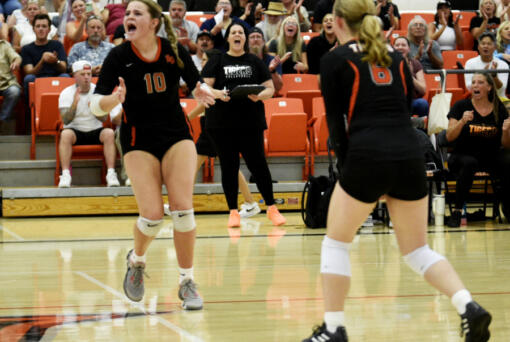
[
  {"xmin": 114, "ymin": 77, "xmax": 126, "ymax": 104},
  {"xmin": 194, "ymin": 81, "xmax": 217, "ymax": 107},
  {"xmin": 461, "ymin": 110, "xmax": 474, "ymax": 124}
]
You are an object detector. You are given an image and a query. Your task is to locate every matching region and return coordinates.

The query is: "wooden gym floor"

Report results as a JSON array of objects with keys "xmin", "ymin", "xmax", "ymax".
[{"xmin": 0, "ymin": 212, "xmax": 509, "ymax": 341}]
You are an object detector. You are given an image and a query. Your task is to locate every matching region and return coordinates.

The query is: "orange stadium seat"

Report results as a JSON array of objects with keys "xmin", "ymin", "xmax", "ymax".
[
  {"xmin": 263, "ymin": 97, "xmax": 310, "ymax": 178},
  {"xmin": 462, "ymin": 30, "xmax": 475, "ymax": 50},
  {"xmin": 442, "ymin": 50, "xmax": 478, "ymax": 69},
  {"xmin": 279, "ymin": 74, "xmax": 320, "ymax": 120},
  {"xmin": 442, "ymin": 50, "xmax": 477, "ymax": 91},
  {"xmin": 30, "ymin": 77, "xmax": 75, "ymax": 159},
  {"xmin": 399, "ymin": 13, "xmax": 435, "ymax": 30},
  {"xmin": 263, "ymin": 97, "xmax": 305, "ymax": 124},
  {"xmin": 423, "ymin": 73, "xmax": 464, "ymax": 106},
  {"xmin": 309, "ymin": 97, "xmax": 330, "ymax": 175},
  {"xmin": 453, "ymin": 11, "xmax": 477, "ymax": 31},
  {"xmin": 279, "ymin": 73, "xmax": 320, "ymax": 96},
  {"xmin": 265, "ymin": 113, "xmax": 310, "ymax": 179}
]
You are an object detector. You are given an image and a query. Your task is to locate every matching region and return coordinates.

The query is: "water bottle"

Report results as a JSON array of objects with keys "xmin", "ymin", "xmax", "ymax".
[{"xmin": 432, "ymin": 194, "xmax": 445, "ymax": 226}]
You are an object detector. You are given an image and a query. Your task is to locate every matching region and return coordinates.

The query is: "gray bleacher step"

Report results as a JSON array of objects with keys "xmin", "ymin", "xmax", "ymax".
[
  {"xmin": 0, "ymin": 135, "xmax": 56, "ymax": 160},
  {"xmin": 0, "ymin": 159, "xmax": 108, "ymax": 187},
  {"xmin": 0, "ymin": 182, "xmax": 306, "ymax": 199}
]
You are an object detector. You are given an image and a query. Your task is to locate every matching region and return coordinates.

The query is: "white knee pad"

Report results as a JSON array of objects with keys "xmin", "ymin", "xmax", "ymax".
[
  {"xmin": 403, "ymin": 245, "xmax": 445, "ymax": 276},
  {"xmin": 171, "ymin": 209, "xmax": 196, "ymax": 232},
  {"xmin": 136, "ymin": 216, "xmax": 164, "ymax": 237},
  {"xmin": 320, "ymin": 236, "xmax": 352, "ymax": 277}
]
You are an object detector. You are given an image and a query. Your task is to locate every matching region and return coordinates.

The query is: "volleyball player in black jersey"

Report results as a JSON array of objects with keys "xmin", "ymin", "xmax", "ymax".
[
  {"xmin": 303, "ymin": 0, "xmax": 491, "ymax": 341},
  {"xmin": 90, "ymin": 0, "xmax": 222, "ymax": 309}
]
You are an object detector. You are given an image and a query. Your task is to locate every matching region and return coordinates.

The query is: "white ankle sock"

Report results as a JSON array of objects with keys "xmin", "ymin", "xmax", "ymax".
[
  {"xmin": 131, "ymin": 251, "xmax": 146, "ymax": 264},
  {"xmin": 62, "ymin": 169, "xmax": 70, "ymax": 176},
  {"xmin": 179, "ymin": 267, "xmax": 194, "ymax": 284},
  {"xmin": 324, "ymin": 311, "xmax": 345, "ymax": 333},
  {"xmin": 451, "ymin": 289, "xmax": 472, "ymax": 315},
  {"xmin": 107, "ymin": 168, "xmax": 116, "ymax": 175}
]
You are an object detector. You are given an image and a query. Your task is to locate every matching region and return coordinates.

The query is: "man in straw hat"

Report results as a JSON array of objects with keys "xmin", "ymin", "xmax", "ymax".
[{"xmin": 255, "ymin": 1, "xmax": 287, "ymax": 42}]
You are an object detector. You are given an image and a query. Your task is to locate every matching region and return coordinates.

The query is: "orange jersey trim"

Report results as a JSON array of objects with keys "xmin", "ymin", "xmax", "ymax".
[
  {"xmin": 399, "ymin": 60, "xmax": 408, "ymax": 96},
  {"xmin": 130, "ymin": 37, "xmax": 162, "ymax": 63},
  {"xmin": 347, "ymin": 60, "xmax": 360, "ymax": 125}
]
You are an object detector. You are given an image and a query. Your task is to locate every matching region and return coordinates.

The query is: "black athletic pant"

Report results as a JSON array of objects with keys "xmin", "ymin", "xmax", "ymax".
[
  {"xmin": 208, "ymin": 127, "xmax": 275, "ymax": 210},
  {"xmin": 447, "ymin": 149, "xmax": 510, "ymax": 210}
]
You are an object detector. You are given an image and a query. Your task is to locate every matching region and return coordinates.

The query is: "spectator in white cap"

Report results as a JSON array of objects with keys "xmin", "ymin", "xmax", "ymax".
[{"xmin": 57, "ymin": 60, "xmax": 122, "ymax": 188}]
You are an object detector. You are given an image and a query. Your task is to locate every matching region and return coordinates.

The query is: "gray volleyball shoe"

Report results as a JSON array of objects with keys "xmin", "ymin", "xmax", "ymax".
[
  {"xmin": 123, "ymin": 249, "xmax": 146, "ymax": 302},
  {"xmin": 178, "ymin": 278, "xmax": 203, "ymax": 310}
]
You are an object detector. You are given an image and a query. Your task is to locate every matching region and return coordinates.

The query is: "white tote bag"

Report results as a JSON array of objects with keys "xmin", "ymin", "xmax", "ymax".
[{"xmin": 427, "ymin": 70, "xmax": 451, "ymax": 136}]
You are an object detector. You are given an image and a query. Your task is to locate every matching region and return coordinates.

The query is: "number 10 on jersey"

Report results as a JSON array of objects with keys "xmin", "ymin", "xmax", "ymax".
[{"xmin": 144, "ymin": 72, "xmax": 167, "ymax": 94}]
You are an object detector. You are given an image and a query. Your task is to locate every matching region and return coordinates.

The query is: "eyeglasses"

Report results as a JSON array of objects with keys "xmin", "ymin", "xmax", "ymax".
[{"xmin": 411, "ymin": 23, "xmax": 426, "ymax": 28}]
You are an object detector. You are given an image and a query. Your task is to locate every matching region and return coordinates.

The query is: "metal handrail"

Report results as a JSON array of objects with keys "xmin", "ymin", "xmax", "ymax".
[{"xmin": 424, "ymin": 68, "xmax": 510, "ymax": 88}]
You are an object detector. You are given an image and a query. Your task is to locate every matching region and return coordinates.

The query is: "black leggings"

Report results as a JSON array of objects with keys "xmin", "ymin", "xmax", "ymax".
[
  {"xmin": 208, "ymin": 128, "xmax": 275, "ymax": 209},
  {"xmin": 447, "ymin": 149, "xmax": 510, "ymax": 210}
]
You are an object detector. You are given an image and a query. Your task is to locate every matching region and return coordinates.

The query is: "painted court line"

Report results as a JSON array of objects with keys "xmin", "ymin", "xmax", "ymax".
[
  {"xmin": 74, "ymin": 271, "xmax": 204, "ymax": 342},
  {"xmin": 0, "ymin": 225, "xmax": 25, "ymax": 241}
]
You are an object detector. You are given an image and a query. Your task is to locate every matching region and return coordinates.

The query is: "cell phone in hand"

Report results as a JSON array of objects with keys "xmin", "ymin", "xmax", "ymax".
[{"xmin": 86, "ymin": 2, "xmax": 93, "ymax": 12}]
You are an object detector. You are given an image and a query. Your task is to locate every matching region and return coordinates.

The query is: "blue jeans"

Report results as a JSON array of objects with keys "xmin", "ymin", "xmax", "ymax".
[
  {"xmin": 0, "ymin": 85, "xmax": 21, "ymax": 121},
  {"xmin": 411, "ymin": 98, "xmax": 429, "ymax": 117}
]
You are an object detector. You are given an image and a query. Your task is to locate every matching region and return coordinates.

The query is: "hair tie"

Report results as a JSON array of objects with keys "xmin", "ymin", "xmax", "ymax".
[{"xmin": 361, "ymin": 13, "xmax": 370, "ymax": 19}]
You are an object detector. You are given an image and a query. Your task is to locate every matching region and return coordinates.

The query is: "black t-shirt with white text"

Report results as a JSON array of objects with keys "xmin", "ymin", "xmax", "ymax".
[
  {"xmin": 447, "ymin": 98, "xmax": 507, "ymax": 157},
  {"xmin": 201, "ymin": 52, "xmax": 271, "ymax": 130}
]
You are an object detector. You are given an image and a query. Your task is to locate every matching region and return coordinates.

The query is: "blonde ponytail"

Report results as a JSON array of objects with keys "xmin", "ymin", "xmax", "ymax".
[
  {"xmin": 333, "ymin": 0, "xmax": 392, "ymax": 67},
  {"xmin": 359, "ymin": 15, "xmax": 391, "ymax": 67},
  {"xmin": 161, "ymin": 13, "xmax": 184, "ymax": 69}
]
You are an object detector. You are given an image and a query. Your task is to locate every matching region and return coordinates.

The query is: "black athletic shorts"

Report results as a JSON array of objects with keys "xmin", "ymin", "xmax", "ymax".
[
  {"xmin": 120, "ymin": 127, "xmax": 193, "ymax": 162},
  {"xmin": 195, "ymin": 131, "xmax": 217, "ymax": 157},
  {"xmin": 195, "ymin": 116, "xmax": 217, "ymax": 157},
  {"xmin": 70, "ymin": 127, "xmax": 104, "ymax": 145},
  {"xmin": 339, "ymin": 157, "xmax": 428, "ymax": 203}
]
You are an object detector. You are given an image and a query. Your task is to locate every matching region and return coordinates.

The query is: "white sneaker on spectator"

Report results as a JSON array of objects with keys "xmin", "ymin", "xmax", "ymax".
[
  {"xmin": 58, "ymin": 172, "xmax": 71, "ymax": 188},
  {"xmin": 106, "ymin": 170, "xmax": 120, "ymax": 187},
  {"xmin": 239, "ymin": 202, "xmax": 261, "ymax": 218},
  {"xmin": 125, "ymin": 178, "xmax": 131, "ymax": 186}
]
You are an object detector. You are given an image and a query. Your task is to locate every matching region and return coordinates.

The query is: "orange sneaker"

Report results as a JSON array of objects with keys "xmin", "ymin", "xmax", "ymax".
[
  {"xmin": 228, "ymin": 209, "xmax": 241, "ymax": 228},
  {"xmin": 267, "ymin": 205, "xmax": 286, "ymax": 226}
]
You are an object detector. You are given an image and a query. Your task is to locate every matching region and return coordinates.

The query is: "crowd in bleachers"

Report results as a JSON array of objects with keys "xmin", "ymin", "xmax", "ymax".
[
  {"xmin": 1, "ymin": 0, "xmax": 509, "ymax": 223},
  {"xmin": 0, "ymin": 0, "xmax": 502, "ymax": 134}
]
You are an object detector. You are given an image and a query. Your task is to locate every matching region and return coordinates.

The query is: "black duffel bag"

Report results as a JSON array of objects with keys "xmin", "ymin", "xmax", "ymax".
[{"xmin": 301, "ymin": 140, "xmax": 338, "ymax": 228}]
